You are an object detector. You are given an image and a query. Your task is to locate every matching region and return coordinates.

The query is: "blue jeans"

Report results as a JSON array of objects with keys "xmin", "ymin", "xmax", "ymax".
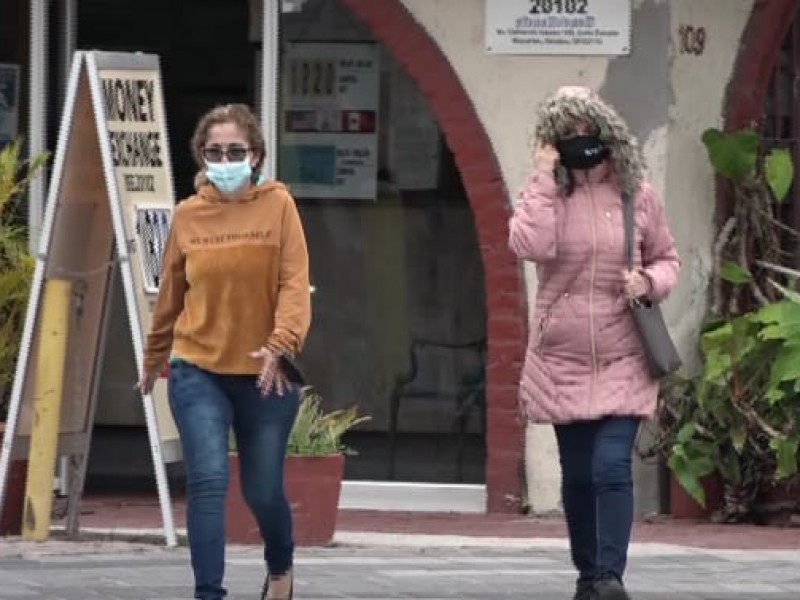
[
  {"xmin": 554, "ymin": 416, "xmax": 640, "ymax": 584},
  {"xmin": 168, "ymin": 359, "xmax": 300, "ymax": 600}
]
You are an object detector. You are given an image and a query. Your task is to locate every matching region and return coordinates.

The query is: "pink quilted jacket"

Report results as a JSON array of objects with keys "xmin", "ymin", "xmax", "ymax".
[{"xmin": 508, "ymin": 166, "xmax": 680, "ymax": 424}]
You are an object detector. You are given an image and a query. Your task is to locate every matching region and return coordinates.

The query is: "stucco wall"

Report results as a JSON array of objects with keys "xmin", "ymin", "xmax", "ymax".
[
  {"xmin": 402, "ymin": 0, "xmax": 755, "ymax": 513},
  {"xmin": 663, "ymin": 0, "xmax": 753, "ymax": 361}
]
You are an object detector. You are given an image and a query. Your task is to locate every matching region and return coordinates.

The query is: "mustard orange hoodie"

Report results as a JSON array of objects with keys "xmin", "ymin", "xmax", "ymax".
[{"xmin": 143, "ymin": 180, "xmax": 311, "ymax": 375}]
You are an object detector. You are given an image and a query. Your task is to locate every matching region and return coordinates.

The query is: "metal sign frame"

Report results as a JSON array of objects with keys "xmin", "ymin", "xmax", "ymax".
[
  {"xmin": 85, "ymin": 50, "xmax": 177, "ymax": 546},
  {"xmin": 0, "ymin": 51, "xmax": 177, "ymax": 547}
]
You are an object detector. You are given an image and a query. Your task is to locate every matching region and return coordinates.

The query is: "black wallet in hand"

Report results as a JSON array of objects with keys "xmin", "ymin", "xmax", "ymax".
[{"xmin": 278, "ymin": 355, "xmax": 306, "ymax": 385}]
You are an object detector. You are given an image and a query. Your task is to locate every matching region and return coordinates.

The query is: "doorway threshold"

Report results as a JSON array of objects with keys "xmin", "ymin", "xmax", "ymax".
[{"xmin": 339, "ymin": 480, "xmax": 486, "ymax": 513}]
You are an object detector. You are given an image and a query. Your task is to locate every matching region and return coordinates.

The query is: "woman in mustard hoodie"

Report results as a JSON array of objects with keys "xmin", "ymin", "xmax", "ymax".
[{"xmin": 137, "ymin": 103, "xmax": 310, "ymax": 600}]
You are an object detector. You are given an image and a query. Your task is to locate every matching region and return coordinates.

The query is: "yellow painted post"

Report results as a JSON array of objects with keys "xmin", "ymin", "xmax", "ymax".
[{"xmin": 22, "ymin": 278, "xmax": 72, "ymax": 541}]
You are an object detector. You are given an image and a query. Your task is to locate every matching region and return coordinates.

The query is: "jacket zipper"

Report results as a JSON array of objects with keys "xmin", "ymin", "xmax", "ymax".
[{"xmin": 585, "ymin": 180, "xmax": 599, "ymax": 410}]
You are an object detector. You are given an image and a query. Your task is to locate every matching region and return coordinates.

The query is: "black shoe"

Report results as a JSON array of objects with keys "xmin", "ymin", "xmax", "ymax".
[
  {"xmin": 594, "ymin": 577, "xmax": 630, "ymax": 600},
  {"xmin": 574, "ymin": 579, "xmax": 597, "ymax": 600},
  {"xmin": 260, "ymin": 577, "xmax": 269, "ymax": 600}
]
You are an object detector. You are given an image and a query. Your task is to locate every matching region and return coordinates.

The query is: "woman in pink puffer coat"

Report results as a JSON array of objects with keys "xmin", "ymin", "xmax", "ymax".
[{"xmin": 508, "ymin": 87, "xmax": 680, "ymax": 600}]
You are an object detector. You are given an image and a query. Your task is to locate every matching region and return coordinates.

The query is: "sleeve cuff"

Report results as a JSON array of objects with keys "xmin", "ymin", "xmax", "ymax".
[
  {"xmin": 143, "ymin": 357, "xmax": 167, "ymax": 375},
  {"xmin": 266, "ymin": 330, "xmax": 296, "ymax": 357},
  {"xmin": 640, "ymin": 269, "xmax": 658, "ymax": 300}
]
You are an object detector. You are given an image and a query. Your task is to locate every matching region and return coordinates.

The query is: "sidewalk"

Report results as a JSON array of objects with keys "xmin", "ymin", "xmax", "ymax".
[
  {"xmin": 3, "ymin": 540, "xmax": 799, "ymax": 599},
  {"xmin": 4, "ymin": 493, "xmax": 799, "ymax": 599},
  {"xmin": 46, "ymin": 492, "xmax": 800, "ymax": 550}
]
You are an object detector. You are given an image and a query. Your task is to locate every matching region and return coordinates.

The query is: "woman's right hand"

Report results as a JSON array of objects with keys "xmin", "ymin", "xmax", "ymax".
[
  {"xmin": 248, "ymin": 346, "xmax": 289, "ymax": 396},
  {"xmin": 135, "ymin": 369, "xmax": 159, "ymax": 395},
  {"xmin": 533, "ymin": 141, "xmax": 560, "ymax": 172}
]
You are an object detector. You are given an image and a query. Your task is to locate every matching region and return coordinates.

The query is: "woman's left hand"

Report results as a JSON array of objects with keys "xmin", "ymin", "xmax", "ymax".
[
  {"xmin": 248, "ymin": 346, "xmax": 289, "ymax": 396},
  {"xmin": 622, "ymin": 269, "xmax": 650, "ymax": 300}
]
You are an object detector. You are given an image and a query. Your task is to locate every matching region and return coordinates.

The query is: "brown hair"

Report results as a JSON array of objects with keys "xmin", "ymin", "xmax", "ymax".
[{"xmin": 190, "ymin": 103, "xmax": 266, "ymax": 190}]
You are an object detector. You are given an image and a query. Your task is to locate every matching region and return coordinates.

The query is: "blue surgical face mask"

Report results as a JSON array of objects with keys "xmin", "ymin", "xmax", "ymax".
[{"xmin": 205, "ymin": 160, "xmax": 253, "ymax": 195}]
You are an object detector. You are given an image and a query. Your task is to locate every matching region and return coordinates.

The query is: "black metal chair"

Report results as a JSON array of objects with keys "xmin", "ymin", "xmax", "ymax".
[{"xmin": 387, "ymin": 337, "xmax": 486, "ymax": 482}]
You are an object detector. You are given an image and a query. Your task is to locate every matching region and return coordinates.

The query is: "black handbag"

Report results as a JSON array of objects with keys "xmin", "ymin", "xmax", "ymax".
[{"xmin": 623, "ymin": 194, "xmax": 682, "ymax": 379}]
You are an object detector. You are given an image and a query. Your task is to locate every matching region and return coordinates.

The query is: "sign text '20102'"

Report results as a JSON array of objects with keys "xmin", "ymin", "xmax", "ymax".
[{"xmin": 529, "ymin": 0, "xmax": 588, "ymax": 14}]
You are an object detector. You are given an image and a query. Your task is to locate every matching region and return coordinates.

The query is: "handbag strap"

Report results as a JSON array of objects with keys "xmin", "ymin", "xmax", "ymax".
[{"xmin": 622, "ymin": 192, "xmax": 634, "ymax": 270}]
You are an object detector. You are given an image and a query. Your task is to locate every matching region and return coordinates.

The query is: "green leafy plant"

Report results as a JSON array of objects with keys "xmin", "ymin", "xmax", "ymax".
[
  {"xmin": 286, "ymin": 388, "xmax": 371, "ymax": 456},
  {"xmin": 702, "ymin": 127, "xmax": 795, "ymax": 315},
  {"xmin": 691, "ymin": 288, "xmax": 800, "ymax": 517},
  {"xmin": 0, "ymin": 139, "xmax": 48, "ymax": 420},
  {"xmin": 227, "ymin": 387, "xmax": 371, "ymax": 456},
  {"xmin": 645, "ymin": 128, "xmax": 800, "ymax": 522},
  {"xmin": 646, "ymin": 375, "xmax": 725, "ymax": 508}
]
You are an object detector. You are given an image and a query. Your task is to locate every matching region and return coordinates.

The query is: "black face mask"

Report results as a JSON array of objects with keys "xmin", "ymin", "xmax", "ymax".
[{"xmin": 556, "ymin": 135, "xmax": 610, "ymax": 170}]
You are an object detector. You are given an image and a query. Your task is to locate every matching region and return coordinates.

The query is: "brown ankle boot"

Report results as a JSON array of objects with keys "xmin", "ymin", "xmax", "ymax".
[{"xmin": 262, "ymin": 569, "xmax": 293, "ymax": 600}]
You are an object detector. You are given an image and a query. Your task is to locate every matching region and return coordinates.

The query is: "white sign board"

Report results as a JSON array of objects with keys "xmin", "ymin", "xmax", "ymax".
[
  {"xmin": 89, "ymin": 55, "xmax": 180, "ymax": 461},
  {"xmin": 485, "ymin": 0, "xmax": 631, "ymax": 55},
  {"xmin": 0, "ymin": 63, "xmax": 20, "ymax": 145},
  {"xmin": 96, "ymin": 69, "xmax": 176, "ymax": 296},
  {"xmin": 280, "ymin": 42, "xmax": 379, "ymax": 200}
]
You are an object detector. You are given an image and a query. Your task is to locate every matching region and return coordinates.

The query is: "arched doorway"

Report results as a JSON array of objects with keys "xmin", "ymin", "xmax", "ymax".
[
  {"xmin": 725, "ymin": 0, "xmax": 800, "ymax": 132},
  {"xmin": 724, "ymin": 0, "xmax": 800, "ymax": 237},
  {"xmin": 54, "ymin": 0, "xmax": 525, "ymax": 514},
  {"xmin": 297, "ymin": 0, "xmax": 526, "ymax": 512}
]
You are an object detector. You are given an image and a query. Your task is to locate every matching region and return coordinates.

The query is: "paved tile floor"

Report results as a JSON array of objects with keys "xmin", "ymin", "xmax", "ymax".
[{"xmin": 0, "ymin": 537, "xmax": 798, "ymax": 599}]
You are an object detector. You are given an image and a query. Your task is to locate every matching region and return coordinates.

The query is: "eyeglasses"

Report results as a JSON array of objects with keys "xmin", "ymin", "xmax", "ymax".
[{"xmin": 202, "ymin": 144, "xmax": 251, "ymax": 163}]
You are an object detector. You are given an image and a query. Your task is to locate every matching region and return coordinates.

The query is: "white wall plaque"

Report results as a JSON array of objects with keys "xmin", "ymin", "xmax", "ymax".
[{"xmin": 485, "ymin": 0, "xmax": 632, "ymax": 55}]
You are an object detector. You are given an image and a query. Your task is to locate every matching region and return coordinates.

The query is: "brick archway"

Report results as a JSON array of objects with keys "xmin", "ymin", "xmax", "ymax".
[
  {"xmin": 724, "ymin": 0, "xmax": 800, "ymax": 132},
  {"xmin": 340, "ymin": 0, "xmax": 527, "ymax": 512},
  {"xmin": 721, "ymin": 0, "xmax": 800, "ymax": 220}
]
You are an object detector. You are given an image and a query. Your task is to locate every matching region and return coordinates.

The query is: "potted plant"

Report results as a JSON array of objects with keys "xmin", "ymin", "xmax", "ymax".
[
  {"xmin": 643, "ymin": 128, "xmax": 800, "ymax": 523},
  {"xmin": 642, "ymin": 374, "xmax": 726, "ymax": 518},
  {"xmin": 225, "ymin": 386, "xmax": 370, "ymax": 545},
  {"xmin": 647, "ymin": 300, "xmax": 800, "ymax": 522},
  {"xmin": 0, "ymin": 139, "xmax": 47, "ymax": 535}
]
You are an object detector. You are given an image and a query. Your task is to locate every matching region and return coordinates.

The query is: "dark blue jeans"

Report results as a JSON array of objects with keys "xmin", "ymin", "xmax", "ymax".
[
  {"xmin": 168, "ymin": 359, "xmax": 300, "ymax": 600},
  {"xmin": 554, "ymin": 416, "xmax": 640, "ymax": 584}
]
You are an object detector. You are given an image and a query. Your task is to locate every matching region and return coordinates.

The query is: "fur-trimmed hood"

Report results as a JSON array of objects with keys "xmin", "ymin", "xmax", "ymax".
[{"xmin": 534, "ymin": 86, "xmax": 645, "ymax": 199}]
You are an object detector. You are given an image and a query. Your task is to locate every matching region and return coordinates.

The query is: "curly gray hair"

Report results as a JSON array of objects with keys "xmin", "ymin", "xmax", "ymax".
[{"xmin": 534, "ymin": 86, "xmax": 645, "ymax": 199}]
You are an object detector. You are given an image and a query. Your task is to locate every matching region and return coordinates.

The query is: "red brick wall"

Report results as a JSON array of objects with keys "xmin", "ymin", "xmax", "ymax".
[
  {"xmin": 721, "ymin": 0, "xmax": 800, "ymax": 223},
  {"xmin": 725, "ymin": 0, "xmax": 800, "ymax": 132},
  {"xmin": 341, "ymin": 0, "xmax": 528, "ymax": 513}
]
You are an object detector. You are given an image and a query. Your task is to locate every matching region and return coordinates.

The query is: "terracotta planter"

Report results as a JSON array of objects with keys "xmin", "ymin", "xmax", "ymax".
[
  {"xmin": 225, "ymin": 453, "xmax": 345, "ymax": 546},
  {"xmin": 0, "ymin": 424, "xmax": 27, "ymax": 536},
  {"xmin": 756, "ymin": 476, "xmax": 800, "ymax": 526},
  {"xmin": 669, "ymin": 471, "xmax": 724, "ymax": 519}
]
